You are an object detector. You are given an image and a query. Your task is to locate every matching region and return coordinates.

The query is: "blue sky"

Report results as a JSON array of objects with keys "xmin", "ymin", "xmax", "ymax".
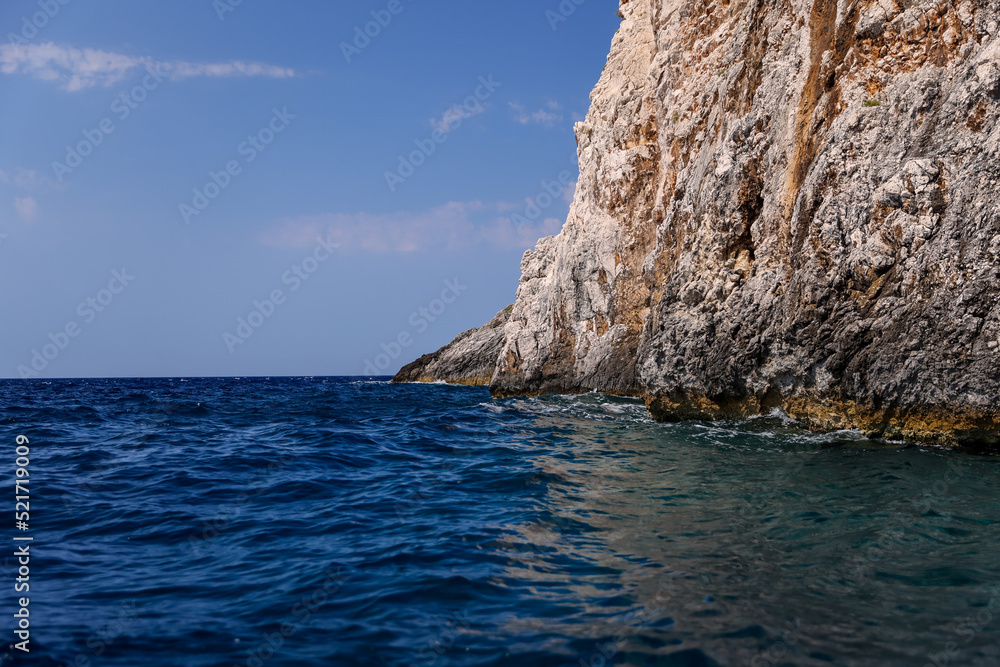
[{"xmin": 0, "ymin": 0, "xmax": 620, "ymax": 378}]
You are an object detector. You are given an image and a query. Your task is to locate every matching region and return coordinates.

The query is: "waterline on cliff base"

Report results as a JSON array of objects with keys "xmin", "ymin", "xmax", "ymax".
[{"xmin": 398, "ymin": 0, "xmax": 1000, "ymax": 447}]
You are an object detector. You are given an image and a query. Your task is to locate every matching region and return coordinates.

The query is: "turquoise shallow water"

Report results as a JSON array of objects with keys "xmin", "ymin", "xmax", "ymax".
[{"xmin": 2, "ymin": 377, "xmax": 1000, "ymax": 666}]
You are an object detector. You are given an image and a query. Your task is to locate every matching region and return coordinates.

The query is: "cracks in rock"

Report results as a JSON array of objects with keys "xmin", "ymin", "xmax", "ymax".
[
  {"xmin": 731, "ymin": 160, "xmax": 764, "ymax": 262},
  {"xmin": 785, "ymin": 0, "xmax": 862, "ymax": 245}
]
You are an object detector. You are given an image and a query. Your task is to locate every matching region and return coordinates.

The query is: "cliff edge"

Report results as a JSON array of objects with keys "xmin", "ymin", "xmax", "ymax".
[
  {"xmin": 396, "ymin": 0, "xmax": 1000, "ymax": 447},
  {"xmin": 392, "ymin": 306, "xmax": 511, "ymax": 386}
]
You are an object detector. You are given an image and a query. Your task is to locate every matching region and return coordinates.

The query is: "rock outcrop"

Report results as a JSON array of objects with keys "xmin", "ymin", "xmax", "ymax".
[
  {"xmin": 397, "ymin": 0, "xmax": 1000, "ymax": 447},
  {"xmin": 392, "ymin": 306, "xmax": 512, "ymax": 386}
]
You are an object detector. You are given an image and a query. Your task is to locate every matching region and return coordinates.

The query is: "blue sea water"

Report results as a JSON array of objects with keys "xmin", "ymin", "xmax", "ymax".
[{"xmin": 2, "ymin": 377, "xmax": 1000, "ymax": 667}]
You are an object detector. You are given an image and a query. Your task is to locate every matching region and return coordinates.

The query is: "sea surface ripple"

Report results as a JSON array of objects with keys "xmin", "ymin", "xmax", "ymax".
[{"xmin": 2, "ymin": 377, "xmax": 1000, "ymax": 666}]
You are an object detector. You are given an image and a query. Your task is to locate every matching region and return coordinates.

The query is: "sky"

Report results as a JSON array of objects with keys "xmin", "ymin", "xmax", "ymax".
[{"xmin": 0, "ymin": 0, "xmax": 621, "ymax": 379}]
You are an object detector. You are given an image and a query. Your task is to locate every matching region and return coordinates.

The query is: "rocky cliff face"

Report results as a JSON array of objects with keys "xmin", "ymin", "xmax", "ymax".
[{"xmin": 397, "ymin": 0, "xmax": 1000, "ymax": 447}]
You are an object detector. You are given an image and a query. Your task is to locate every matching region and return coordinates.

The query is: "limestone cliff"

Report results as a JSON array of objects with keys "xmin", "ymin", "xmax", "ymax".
[{"xmin": 396, "ymin": 0, "xmax": 1000, "ymax": 447}]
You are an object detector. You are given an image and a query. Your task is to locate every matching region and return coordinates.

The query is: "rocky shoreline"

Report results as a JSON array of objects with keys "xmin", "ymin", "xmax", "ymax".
[{"xmin": 395, "ymin": 0, "xmax": 1000, "ymax": 448}]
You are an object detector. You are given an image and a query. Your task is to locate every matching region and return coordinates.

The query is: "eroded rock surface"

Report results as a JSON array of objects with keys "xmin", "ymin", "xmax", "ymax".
[
  {"xmin": 392, "ymin": 307, "xmax": 512, "ymax": 386},
  {"xmin": 402, "ymin": 0, "xmax": 1000, "ymax": 446}
]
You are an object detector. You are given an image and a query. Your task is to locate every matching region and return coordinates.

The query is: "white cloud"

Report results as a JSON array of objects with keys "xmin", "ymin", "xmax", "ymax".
[
  {"xmin": 431, "ymin": 101, "xmax": 485, "ymax": 135},
  {"xmin": 259, "ymin": 220, "xmax": 325, "ymax": 249},
  {"xmin": 260, "ymin": 201, "xmax": 564, "ymax": 253},
  {"xmin": 158, "ymin": 60, "xmax": 295, "ymax": 81},
  {"xmin": 14, "ymin": 197, "xmax": 37, "ymax": 222},
  {"xmin": 0, "ymin": 42, "xmax": 295, "ymax": 91},
  {"xmin": 510, "ymin": 101, "xmax": 564, "ymax": 127}
]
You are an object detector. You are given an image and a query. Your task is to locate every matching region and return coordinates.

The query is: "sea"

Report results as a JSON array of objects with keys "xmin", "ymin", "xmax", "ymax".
[{"xmin": 2, "ymin": 377, "xmax": 999, "ymax": 667}]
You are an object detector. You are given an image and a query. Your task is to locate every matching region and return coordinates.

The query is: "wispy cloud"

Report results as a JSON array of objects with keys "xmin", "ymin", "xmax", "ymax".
[
  {"xmin": 510, "ymin": 101, "xmax": 563, "ymax": 127},
  {"xmin": 14, "ymin": 197, "xmax": 38, "ymax": 222},
  {"xmin": 431, "ymin": 102, "xmax": 485, "ymax": 135},
  {"xmin": 0, "ymin": 42, "xmax": 295, "ymax": 91},
  {"xmin": 260, "ymin": 201, "xmax": 563, "ymax": 253}
]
